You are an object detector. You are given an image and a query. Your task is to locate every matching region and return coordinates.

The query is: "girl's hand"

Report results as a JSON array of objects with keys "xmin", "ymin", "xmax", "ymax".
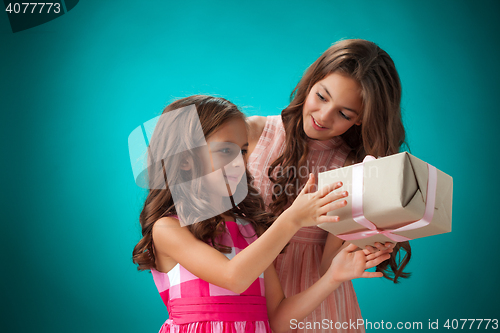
[
  {"xmin": 287, "ymin": 173, "xmax": 348, "ymax": 228},
  {"xmin": 327, "ymin": 243, "xmax": 392, "ymax": 284},
  {"xmin": 365, "ymin": 242, "xmax": 396, "ymax": 253}
]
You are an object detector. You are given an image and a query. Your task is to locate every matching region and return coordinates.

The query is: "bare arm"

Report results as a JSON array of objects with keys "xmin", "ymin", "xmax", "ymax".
[
  {"xmin": 154, "ymin": 174, "xmax": 347, "ymax": 293},
  {"xmin": 153, "ymin": 210, "xmax": 301, "ymax": 294},
  {"xmin": 319, "ymin": 233, "xmax": 347, "ymax": 276},
  {"xmin": 266, "ymin": 244, "xmax": 392, "ymax": 333}
]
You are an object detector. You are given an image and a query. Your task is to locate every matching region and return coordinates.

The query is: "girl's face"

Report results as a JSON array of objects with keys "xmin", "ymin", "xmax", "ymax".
[
  {"xmin": 200, "ymin": 118, "xmax": 248, "ymax": 198},
  {"xmin": 302, "ymin": 72, "xmax": 363, "ymax": 141}
]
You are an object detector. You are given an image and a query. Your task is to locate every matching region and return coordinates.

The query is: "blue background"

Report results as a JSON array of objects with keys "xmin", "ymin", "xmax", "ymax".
[{"xmin": 1, "ymin": 0, "xmax": 499, "ymax": 332}]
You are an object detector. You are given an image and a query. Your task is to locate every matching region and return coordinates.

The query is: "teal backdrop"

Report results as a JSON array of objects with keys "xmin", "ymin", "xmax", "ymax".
[{"xmin": 2, "ymin": 0, "xmax": 499, "ymax": 332}]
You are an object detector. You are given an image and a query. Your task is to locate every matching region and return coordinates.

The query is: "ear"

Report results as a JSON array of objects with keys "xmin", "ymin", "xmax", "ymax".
[{"xmin": 354, "ymin": 111, "xmax": 363, "ymax": 126}]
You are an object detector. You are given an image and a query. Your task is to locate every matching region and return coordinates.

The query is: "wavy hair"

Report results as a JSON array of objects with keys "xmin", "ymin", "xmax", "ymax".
[
  {"xmin": 132, "ymin": 95, "xmax": 275, "ymax": 271},
  {"xmin": 268, "ymin": 39, "xmax": 410, "ymax": 283}
]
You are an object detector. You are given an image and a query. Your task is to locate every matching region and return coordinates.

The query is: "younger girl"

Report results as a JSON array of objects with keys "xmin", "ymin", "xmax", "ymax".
[{"xmin": 132, "ymin": 95, "xmax": 392, "ymax": 333}]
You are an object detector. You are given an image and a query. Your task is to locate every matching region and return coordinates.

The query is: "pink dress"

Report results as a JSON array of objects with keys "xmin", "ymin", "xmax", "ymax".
[
  {"xmin": 151, "ymin": 218, "xmax": 271, "ymax": 333},
  {"xmin": 247, "ymin": 116, "xmax": 365, "ymax": 333}
]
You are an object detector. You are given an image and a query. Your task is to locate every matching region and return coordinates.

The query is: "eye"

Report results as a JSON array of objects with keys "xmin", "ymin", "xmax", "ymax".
[
  {"xmin": 241, "ymin": 149, "xmax": 248, "ymax": 156},
  {"xmin": 316, "ymin": 92, "xmax": 327, "ymax": 102},
  {"xmin": 219, "ymin": 148, "xmax": 232, "ymax": 154},
  {"xmin": 339, "ymin": 111, "xmax": 351, "ymax": 121}
]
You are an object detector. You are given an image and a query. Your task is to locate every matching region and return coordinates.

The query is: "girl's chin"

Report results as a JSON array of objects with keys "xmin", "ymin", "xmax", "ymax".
[{"xmin": 304, "ymin": 127, "xmax": 330, "ymax": 140}]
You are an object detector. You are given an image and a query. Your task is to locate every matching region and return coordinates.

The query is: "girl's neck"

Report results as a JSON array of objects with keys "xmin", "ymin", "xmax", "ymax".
[{"xmin": 307, "ymin": 135, "xmax": 344, "ymax": 151}]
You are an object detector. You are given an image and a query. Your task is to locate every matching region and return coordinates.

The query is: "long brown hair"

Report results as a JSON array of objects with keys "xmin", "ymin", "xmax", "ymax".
[
  {"xmin": 268, "ymin": 39, "xmax": 410, "ymax": 283},
  {"xmin": 132, "ymin": 95, "xmax": 274, "ymax": 271}
]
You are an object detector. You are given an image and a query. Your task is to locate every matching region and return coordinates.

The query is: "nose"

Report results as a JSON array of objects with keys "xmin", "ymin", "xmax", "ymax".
[
  {"xmin": 231, "ymin": 154, "xmax": 244, "ymax": 168},
  {"xmin": 317, "ymin": 105, "xmax": 335, "ymax": 125}
]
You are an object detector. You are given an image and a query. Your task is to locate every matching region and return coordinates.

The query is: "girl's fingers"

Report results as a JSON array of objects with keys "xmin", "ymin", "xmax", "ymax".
[
  {"xmin": 344, "ymin": 243, "xmax": 359, "ymax": 253},
  {"xmin": 373, "ymin": 242, "xmax": 395, "ymax": 251},
  {"xmin": 365, "ymin": 249, "xmax": 393, "ymax": 261},
  {"xmin": 300, "ymin": 174, "xmax": 316, "ymax": 195},
  {"xmin": 317, "ymin": 181, "xmax": 343, "ymax": 198},
  {"xmin": 365, "ymin": 253, "xmax": 391, "ymax": 269},
  {"xmin": 365, "ymin": 242, "xmax": 393, "ymax": 253},
  {"xmin": 316, "ymin": 215, "xmax": 340, "ymax": 224},
  {"xmin": 364, "ymin": 245, "xmax": 376, "ymax": 254},
  {"xmin": 319, "ymin": 189, "xmax": 348, "ymax": 207},
  {"xmin": 317, "ymin": 199, "xmax": 348, "ymax": 215},
  {"xmin": 361, "ymin": 271, "xmax": 384, "ymax": 279},
  {"xmin": 374, "ymin": 242, "xmax": 391, "ymax": 251}
]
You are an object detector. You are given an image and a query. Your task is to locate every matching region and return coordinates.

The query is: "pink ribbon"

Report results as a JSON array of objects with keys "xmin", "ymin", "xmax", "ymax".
[{"xmin": 336, "ymin": 155, "xmax": 438, "ymax": 242}]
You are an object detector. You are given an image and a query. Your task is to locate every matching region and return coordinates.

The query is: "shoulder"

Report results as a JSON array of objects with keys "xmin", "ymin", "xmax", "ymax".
[
  {"xmin": 153, "ymin": 215, "xmax": 182, "ymax": 230},
  {"xmin": 152, "ymin": 216, "xmax": 195, "ymax": 253},
  {"xmin": 247, "ymin": 116, "xmax": 268, "ymax": 156},
  {"xmin": 247, "ymin": 116, "xmax": 267, "ymax": 142}
]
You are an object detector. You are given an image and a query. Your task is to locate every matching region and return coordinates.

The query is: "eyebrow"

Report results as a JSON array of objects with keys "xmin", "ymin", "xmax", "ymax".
[{"xmin": 319, "ymin": 83, "xmax": 359, "ymax": 115}]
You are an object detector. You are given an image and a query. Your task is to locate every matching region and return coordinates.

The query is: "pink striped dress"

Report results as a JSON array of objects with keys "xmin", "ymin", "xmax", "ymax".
[
  {"xmin": 151, "ymin": 218, "xmax": 271, "ymax": 333},
  {"xmin": 247, "ymin": 116, "xmax": 365, "ymax": 333}
]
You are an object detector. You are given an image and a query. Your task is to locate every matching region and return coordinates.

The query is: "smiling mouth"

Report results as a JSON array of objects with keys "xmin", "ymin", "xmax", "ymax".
[{"xmin": 312, "ymin": 116, "xmax": 327, "ymax": 129}]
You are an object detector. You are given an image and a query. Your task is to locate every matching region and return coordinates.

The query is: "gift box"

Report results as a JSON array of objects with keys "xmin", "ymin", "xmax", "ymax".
[{"xmin": 317, "ymin": 152, "xmax": 453, "ymax": 249}]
